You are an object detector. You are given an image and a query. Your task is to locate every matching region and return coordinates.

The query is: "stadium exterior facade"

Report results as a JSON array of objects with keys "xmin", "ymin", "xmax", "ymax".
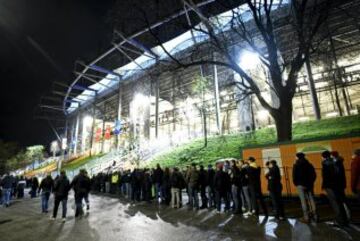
[{"xmin": 60, "ymin": 0, "xmax": 360, "ymax": 164}]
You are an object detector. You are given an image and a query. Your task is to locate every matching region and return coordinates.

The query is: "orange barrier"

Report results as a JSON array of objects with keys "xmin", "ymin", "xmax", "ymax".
[{"xmin": 242, "ymin": 137, "xmax": 360, "ymax": 196}]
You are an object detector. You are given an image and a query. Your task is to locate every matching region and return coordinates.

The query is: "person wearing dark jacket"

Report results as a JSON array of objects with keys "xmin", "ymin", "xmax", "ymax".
[
  {"xmin": 266, "ymin": 160, "xmax": 284, "ymax": 220},
  {"xmin": 38, "ymin": 174, "xmax": 54, "ymax": 213},
  {"xmin": 153, "ymin": 164, "xmax": 164, "ymax": 202},
  {"xmin": 199, "ymin": 165, "xmax": 208, "ymax": 209},
  {"xmin": 331, "ymin": 151, "xmax": 350, "ymax": 219},
  {"xmin": 247, "ymin": 157, "xmax": 268, "ymax": 217},
  {"xmin": 17, "ymin": 176, "xmax": 26, "ymax": 199},
  {"xmin": 322, "ymin": 151, "xmax": 349, "ymax": 226},
  {"xmin": 30, "ymin": 176, "xmax": 39, "ymax": 198},
  {"xmin": 206, "ymin": 165, "xmax": 216, "ymax": 208},
  {"xmin": 231, "ymin": 161, "xmax": 242, "ymax": 214},
  {"xmin": 188, "ymin": 163, "xmax": 200, "ymax": 210},
  {"xmin": 71, "ymin": 169, "xmax": 91, "ymax": 218},
  {"xmin": 214, "ymin": 165, "xmax": 231, "ymax": 213},
  {"xmin": 51, "ymin": 171, "xmax": 70, "ymax": 222},
  {"xmin": 293, "ymin": 152, "xmax": 317, "ymax": 223},
  {"xmin": 240, "ymin": 161, "xmax": 251, "ymax": 213},
  {"xmin": 1, "ymin": 173, "xmax": 14, "ymax": 207},
  {"xmin": 170, "ymin": 167, "xmax": 185, "ymax": 208},
  {"xmin": 351, "ymin": 149, "xmax": 360, "ymax": 203},
  {"xmin": 162, "ymin": 168, "xmax": 171, "ymax": 205},
  {"xmin": 142, "ymin": 169, "xmax": 152, "ymax": 203}
]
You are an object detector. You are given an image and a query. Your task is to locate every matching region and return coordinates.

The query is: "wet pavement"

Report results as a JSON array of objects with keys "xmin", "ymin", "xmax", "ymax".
[{"xmin": 0, "ymin": 193, "xmax": 360, "ymax": 241}]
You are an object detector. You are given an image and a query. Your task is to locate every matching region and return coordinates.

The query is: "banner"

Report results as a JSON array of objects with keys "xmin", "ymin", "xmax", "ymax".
[{"xmin": 114, "ymin": 119, "xmax": 122, "ymax": 135}]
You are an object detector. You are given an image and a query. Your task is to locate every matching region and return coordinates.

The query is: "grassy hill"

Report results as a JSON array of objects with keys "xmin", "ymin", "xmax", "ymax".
[
  {"xmin": 24, "ymin": 115, "xmax": 360, "ymax": 175},
  {"xmin": 146, "ymin": 115, "xmax": 360, "ymax": 168}
]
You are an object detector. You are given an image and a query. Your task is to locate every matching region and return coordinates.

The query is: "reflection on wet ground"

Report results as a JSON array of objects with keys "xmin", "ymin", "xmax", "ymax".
[{"xmin": 0, "ymin": 194, "xmax": 359, "ymax": 241}]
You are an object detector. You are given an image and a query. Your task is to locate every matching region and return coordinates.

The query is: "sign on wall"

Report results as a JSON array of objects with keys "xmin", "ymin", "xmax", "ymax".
[{"xmin": 261, "ymin": 148, "xmax": 283, "ymax": 175}]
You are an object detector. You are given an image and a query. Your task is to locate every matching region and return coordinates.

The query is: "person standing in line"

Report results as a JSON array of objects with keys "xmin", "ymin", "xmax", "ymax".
[
  {"xmin": 214, "ymin": 164, "xmax": 231, "ymax": 213},
  {"xmin": 266, "ymin": 160, "xmax": 285, "ymax": 220},
  {"xmin": 162, "ymin": 167, "xmax": 171, "ymax": 205},
  {"xmin": 321, "ymin": 151, "xmax": 349, "ymax": 226},
  {"xmin": 247, "ymin": 157, "xmax": 268, "ymax": 217},
  {"xmin": 351, "ymin": 149, "xmax": 360, "ymax": 204},
  {"xmin": 71, "ymin": 169, "xmax": 91, "ymax": 218},
  {"xmin": 240, "ymin": 161, "xmax": 252, "ymax": 214},
  {"xmin": 38, "ymin": 174, "xmax": 54, "ymax": 213},
  {"xmin": 142, "ymin": 169, "xmax": 152, "ymax": 203},
  {"xmin": 153, "ymin": 164, "xmax": 164, "ymax": 203},
  {"xmin": 293, "ymin": 152, "xmax": 318, "ymax": 223},
  {"xmin": 188, "ymin": 163, "xmax": 200, "ymax": 210},
  {"xmin": 206, "ymin": 164, "xmax": 216, "ymax": 209},
  {"xmin": 51, "ymin": 171, "xmax": 70, "ymax": 222},
  {"xmin": 331, "ymin": 151, "xmax": 351, "ymax": 219},
  {"xmin": 199, "ymin": 165, "xmax": 208, "ymax": 209},
  {"xmin": 231, "ymin": 160, "xmax": 242, "ymax": 214},
  {"xmin": 170, "ymin": 167, "xmax": 182, "ymax": 208},
  {"xmin": 184, "ymin": 166, "xmax": 191, "ymax": 206}
]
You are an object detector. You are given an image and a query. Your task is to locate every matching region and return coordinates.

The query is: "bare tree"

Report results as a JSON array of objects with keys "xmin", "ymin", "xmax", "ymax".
[{"xmin": 124, "ymin": 0, "xmax": 333, "ymax": 141}]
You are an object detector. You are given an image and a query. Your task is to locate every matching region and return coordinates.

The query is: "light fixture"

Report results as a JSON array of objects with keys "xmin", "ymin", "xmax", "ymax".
[
  {"xmin": 83, "ymin": 116, "xmax": 93, "ymax": 126},
  {"xmin": 61, "ymin": 138, "xmax": 67, "ymax": 150},
  {"xmin": 239, "ymin": 50, "xmax": 261, "ymax": 70},
  {"xmin": 257, "ymin": 110, "xmax": 269, "ymax": 121}
]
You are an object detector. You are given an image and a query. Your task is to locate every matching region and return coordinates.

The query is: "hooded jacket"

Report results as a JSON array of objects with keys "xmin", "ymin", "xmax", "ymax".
[
  {"xmin": 293, "ymin": 158, "xmax": 316, "ymax": 189},
  {"xmin": 53, "ymin": 175, "xmax": 70, "ymax": 198},
  {"xmin": 351, "ymin": 155, "xmax": 360, "ymax": 192}
]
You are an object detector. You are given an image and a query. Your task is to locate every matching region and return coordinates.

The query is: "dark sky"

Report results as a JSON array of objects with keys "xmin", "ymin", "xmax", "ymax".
[
  {"xmin": 0, "ymin": 0, "xmax": 229, "ymax": 148},
  {"xmin": 0, "ymin": 0, "xmax": 116, "ymax": 147}
]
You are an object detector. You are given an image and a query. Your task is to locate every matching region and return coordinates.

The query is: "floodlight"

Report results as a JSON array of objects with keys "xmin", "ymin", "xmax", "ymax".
[{"xmin": 239, "ymin": 50, "xmax": 261, "ymax": 70}]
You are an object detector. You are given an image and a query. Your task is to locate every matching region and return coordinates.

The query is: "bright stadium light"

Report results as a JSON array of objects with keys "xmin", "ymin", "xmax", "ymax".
[
  {"xmin": 61, "ymin": 138, "xmax": 67, "ymax": 150},
  {"xmin": 257, "ymin": 110, "xmax": 269, "ymax": 121},
  {"xmin": 50, "ymin": 140, "xmax": 59, "ymax": 157},
  {"xmin": 239, "ymin": 50, "xmax": 261, "ymax": 70},
  {"xmin": 83, "ymin": 115, "xmax": 93, "ymax": 127}
]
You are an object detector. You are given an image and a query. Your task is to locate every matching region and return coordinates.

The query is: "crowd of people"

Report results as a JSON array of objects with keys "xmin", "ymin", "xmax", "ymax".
[
  {"xmin": 1, "ymin": 149, "xmax": 360, "ymax": 227},
  {"xmin": 90, "ymin": 149, "xmax": 360, "ymax": 226}
]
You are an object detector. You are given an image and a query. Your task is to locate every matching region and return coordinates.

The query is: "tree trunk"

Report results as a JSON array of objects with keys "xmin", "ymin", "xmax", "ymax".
[
  {"xmin": 272, "ymin": 102, "xmax": 293, "ymax": 142},
  {"xmin": 202, "ymin": 108, "xmax": 208, "ymax": 147}
]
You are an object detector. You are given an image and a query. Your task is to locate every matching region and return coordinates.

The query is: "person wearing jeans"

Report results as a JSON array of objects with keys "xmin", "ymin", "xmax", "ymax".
[
  {"xmin": 293, "ymin": 152, "xmax": 318, "ymax": 223},
  {"xmin": 2, "ymin": 188, "xmax": 12, "ymax": 207},
  {"xmin": 231, "ymin": 161, "xmax": 242, "ymax": 214},
  {"xmin": 322, "ymin": 151, "xmax": 349, "ymax": 226},
  {"xmin": 240, "ymin": 162, "xmax": 251, "ymax": 212},
  {"xmin": 266, "ymin": 160, "xmax": 285, "ymax": 220},
  {"xmin": 214, "ymin": 165, "xmax": 231, "ymax": 213},
  {"xmin": 170, "ymin": 168, "xmax": 184, "ymax": 208},
  {"xmin": 297, "ymin": 186, "xmax": 317, "ymax": 219},
  {"xmin": 153, "ymin": 164, "xmax": 164, "ymax": 203},
  {"xmin": 51, "ymin": 171, "xmax": 70, "ymax": 222},
  {"xmin": 53, "ymin": 197, "xmax": 68, "ymax": 220},
  {"xmin": 1, "ymin": 173, "xmax": 14, "ymax": 207},
  {"xmin": 188, "ymin": 164, "xmax": 200, "ymax": 210},
  {"xmin": 247, "ymin": 157, "xmax": 268, "ymax": 216},
  {"xmin": 71, "ymin": 169, "xmax": 91, "ymax": 218},
  {"xmin": 206, "ymin": 165, "xmax": 215, "ymax": 208},
  {"xmin": 39, "ymin": 175, "xmax": 54, "ymax": 213},
  {"xmin": 171, "ymin": 187, "xmax": 180, "ymax": 208},
  {"xmin": 351, "ymin": 149, "xmax": 360, "ymax": 204}
]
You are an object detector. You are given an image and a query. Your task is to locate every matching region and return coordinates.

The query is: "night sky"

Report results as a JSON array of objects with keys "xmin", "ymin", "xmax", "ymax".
[
  {"xmin": 0, "ymin": 0, "xmax": 228, "ymax": 148},
  {"xmin": 0, "ymin": 0, "xmax": 116, "ymax": 147}
]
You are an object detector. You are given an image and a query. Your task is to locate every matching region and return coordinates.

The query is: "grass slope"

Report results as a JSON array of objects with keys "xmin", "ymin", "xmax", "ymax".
[{"xmin": 147, "ymin": 115, "xmax": 360, "ymax": 168}]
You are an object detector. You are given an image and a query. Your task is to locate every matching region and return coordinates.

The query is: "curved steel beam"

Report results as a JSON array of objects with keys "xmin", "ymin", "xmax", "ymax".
[{"xmin": 62, "ymin": 0, "xmax": 216, "ymax": 114}]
